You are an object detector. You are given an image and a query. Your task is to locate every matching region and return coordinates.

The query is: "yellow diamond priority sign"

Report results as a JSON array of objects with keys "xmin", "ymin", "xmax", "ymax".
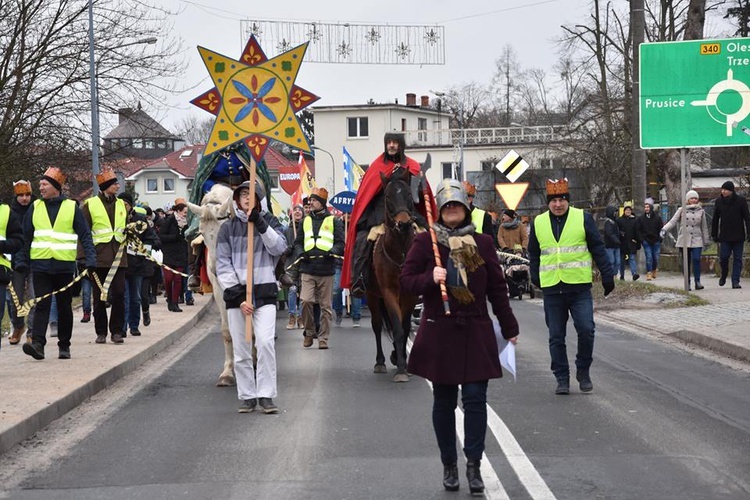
[{"xmin": 496, "ymin": 150, "xmax": 529, "ymax": 183}]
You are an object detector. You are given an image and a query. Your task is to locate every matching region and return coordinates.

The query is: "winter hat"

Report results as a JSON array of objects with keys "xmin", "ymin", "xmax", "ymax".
[
  {"xmin": 503, "ymin": 208, "xmax": 517, "ymax": 219},
  {"xmin": 685, "ymin": 190, "xmax": 699, "ymax": 202},
  {"xmin": 721, "ymin": 181, "xmax": 735, "ymax": 192},
  {"xmin": 644, "ymin": 197, "xmax": 655, "ymax": 206},
  {"xmin": 117, "ymin": 192, "xmax": 134, "ymax": 207}
]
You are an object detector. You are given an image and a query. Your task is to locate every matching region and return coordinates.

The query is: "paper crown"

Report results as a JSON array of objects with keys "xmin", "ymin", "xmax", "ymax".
[
  {"xmin": 13, "ymin": 180, "xmax": 32, "ymax": 196},
  {"xmin": 96, "ymin": 168, "xmax": 117, "ymax": 187},
  {"xmin": 545, "ymin": 178, "xmax": 569, "ymax": 198},
  {"xmin": 174, "ymin": 197, "xmax": 187, "ymax": 206},
  {"xmin": 462, "ymin": 181, "xmax": 477, "ymax": 196},
  {"xmin": 311, "ymin": 187, "xmax": 328, "ymax": 201},
  {"xmin": 42, "ymin": 167, "xmax": 67, "ymax": 187}
]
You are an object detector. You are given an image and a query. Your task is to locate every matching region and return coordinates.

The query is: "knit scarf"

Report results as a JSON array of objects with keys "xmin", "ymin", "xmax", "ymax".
[
  {"xmin": 501, "ymin": 219, "xmax": 520, "ymax": 229},
  {"xmin": 432, "ymin": 222, "xmax": 485, "ymax": 304},
  {"xmin": 175, "ymin": 212, "xmax": 187, "ymax": 228},
  {"xmin": 233, "ymin": 201, "xmax": 248, "ymax": 223}
]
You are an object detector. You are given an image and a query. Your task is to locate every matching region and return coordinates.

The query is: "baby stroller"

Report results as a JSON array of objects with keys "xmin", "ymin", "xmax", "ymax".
[{"xmin": 498, "ymin": 245, "xmax": 534, "ymax": 300}]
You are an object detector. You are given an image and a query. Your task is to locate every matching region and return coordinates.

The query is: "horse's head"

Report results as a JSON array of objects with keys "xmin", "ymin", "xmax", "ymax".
[
  {"xmin": 188, "ymin": 184, "xmax": 234, "ymax": 249},
  {"xmin": 380, "ymin": 167, "xmax": 415, "ymax": 233}
]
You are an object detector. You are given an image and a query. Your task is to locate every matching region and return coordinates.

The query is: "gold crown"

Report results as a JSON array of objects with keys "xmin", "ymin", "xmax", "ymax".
[
  {"xmin": 96, "ymin": 168, "xmax": 117, "ymax": 186},
  {"xmin": 13, "ymin": 180, "xmax": 32, "ymax": 196},
  {"xmin": 43, "ymin": 167, "xmax": 67, "ymax": 187},
  {"xmin": 546, "ymin": 178, "xmax": 569, "ymax": 197},
  {"xmin": 311, "ymin": 187, "xmax": 328, "ymax": 201},
  {"xmin": 462, "ymin": 181, "xmax": 476, "ymax": 196}
]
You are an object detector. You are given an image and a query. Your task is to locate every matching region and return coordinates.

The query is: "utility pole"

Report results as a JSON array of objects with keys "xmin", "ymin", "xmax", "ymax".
[{"xmin": 631, "ymin": 0, "xmax": 647, "ymax": 205}]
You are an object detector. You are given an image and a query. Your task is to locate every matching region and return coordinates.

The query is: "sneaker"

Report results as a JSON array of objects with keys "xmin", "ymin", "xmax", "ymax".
[
  {"xmin": 111, "ymin": 333, "xmax": 124, "ymax": 344},
  {"xmin": 335, "ymin": 312, "xmax": 342, "ymax": 326},
  {"xmin": 185, "ymin": 298, "xmax": 195, "ymax": 306},
  {"xmin": 555, "ymin": 379, "xmax": 570, "ymax": 395},
  {"xmin": 238, "ymin": 399, "xmax": 257, "ymax": 413},
  {"xmin": 80, "ymin": 311, "xmax": 91, "ymax": 323},
  {"xmin": 576, "ymin": 370, "xmax": 593, "ymax": 392},
  {"xmin": 258, "ymin": 398, "xmax": 278, "ymax": 414},
  {"xmin": 95, "ymin": 334, "xmax": 107, "ymax": 344},
  {"xmin": 303, "ymin": 335, "xmax": 313, "ymax": 348},
  {"xmin": 143, "ymin": 311, "xmax": 151, "ymax": 326},
  {"xmin": 352, "ymin": 319, "xmax": 360, "ymax": 328},
  {"xmin": 22, "ymin": 342, "xmax": 45, "ymax": 360},
  {"xmin": 633, "ymin": 273, "xmax": 640, "ymax": 281},
  {"xmin": 130, "ymin": 329, "xmax": 142, "ymax": 337},
  {"xmin": 58, "ymin": 348, "xmax": 71, "ymax": 360}
]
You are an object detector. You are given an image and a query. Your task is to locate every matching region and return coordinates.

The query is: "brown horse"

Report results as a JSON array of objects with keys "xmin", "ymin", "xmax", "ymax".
[{"xmin": 366, "ymin": 168, "xmax": 420, "ymax": 383}]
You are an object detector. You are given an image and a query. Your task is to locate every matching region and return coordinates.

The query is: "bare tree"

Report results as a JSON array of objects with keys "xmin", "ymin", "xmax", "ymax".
[
  {"xmin": 0, "ymin": 0, "xmax": 184, "ymax": 182},
  {"xmin": 174, "ymin": 114, "xmax": 214, "ymax": 145},
  {"xmin": 724, "ymin": 0, "xmax": 750, "ymax": 36},
  {"xmin": 490, "ymin": 45, "xmax": 522, "ymax": 126},
  {"xmin": 440, "ymin": 82, "xmax": 490, "ymax": 129}
]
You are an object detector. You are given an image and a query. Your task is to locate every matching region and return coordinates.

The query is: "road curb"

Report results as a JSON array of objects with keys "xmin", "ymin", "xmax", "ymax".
[
  {"xmin": 667, "ymin": 329, "xmax": 750, "ymax": 364},
  {"xmin": 0, "ymin": 298, "xmax": 215, "ymax": 455}
]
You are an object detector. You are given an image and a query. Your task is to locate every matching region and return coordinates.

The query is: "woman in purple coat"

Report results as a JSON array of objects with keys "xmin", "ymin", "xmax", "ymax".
[{"xmin": 401, "ymin": 179, "xmax": 519, "ymax": 494}]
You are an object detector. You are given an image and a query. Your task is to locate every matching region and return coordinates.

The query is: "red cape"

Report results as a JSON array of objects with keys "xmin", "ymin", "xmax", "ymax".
[{"xmin": 341, "ymin": 153, "xmax": 436, "ymax": 288}]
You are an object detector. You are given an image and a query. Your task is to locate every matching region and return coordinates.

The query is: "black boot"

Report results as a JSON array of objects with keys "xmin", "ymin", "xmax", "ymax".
[
  {"xmin": 442, "ymin": 463, "xmax": 459, "ymax": 491},
  {"xmin": 466, "ymin": 460, "xmax": 484, "ymax": 495},
  {"xmin": 576, "ymin": 370, "xmax": 593, "ymax": 392},
  {"xmin": 350, "ymin": 231, "xmax": 372, "ymax": 298}
]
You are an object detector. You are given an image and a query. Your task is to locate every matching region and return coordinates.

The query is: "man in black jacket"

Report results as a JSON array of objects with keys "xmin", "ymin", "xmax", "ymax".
[
  {"xmin": 712, "ymin": 181, "xmax": 750, "ymax": 289},
  {"xmin": 292, "ymin": 188, "xmax": 344, "ymax": 349},
  {"xmin": 8, "ymin": 180, "xmax": 36, "ymax": 345}
]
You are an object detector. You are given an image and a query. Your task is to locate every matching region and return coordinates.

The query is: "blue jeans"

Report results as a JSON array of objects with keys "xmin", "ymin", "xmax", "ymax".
[
  {"xmin": 287, "ymin": 285, "xmax": 300, "ymax": 317},
  {"xmin": 642, "ymin": 241, "xmax": 661, "ymax": 272},
  {"xmin": 619, "ymin": 251, "xmax": 638, "ymax": 278},
  {"xmin": 81, "ymin": 277, "xmax": 92, "ymax": 314},
  {"xmin": 543, "ymin": 289, "xmax": 596, "ymax": 380},
  {"xmin": 605, "ymin": 248, "xmax": 620, "ymax": 275},
  {"xmin": 720, "ymin": 241, "xmax": 744, "ymax": 284},
  {"xmin": 123, "ymin": 275, "xmax": 143, "ymax": 331},
  {"xmin": 432, "ymin": 381, "xmax": 488, "ymax": 464},
  {"xmin": 332, "ymin": 266, "xmax": 361, "ymax": 320},
  {"xmin": 680, "ymin": 247, "xmax": 703, "ymax": 283}
]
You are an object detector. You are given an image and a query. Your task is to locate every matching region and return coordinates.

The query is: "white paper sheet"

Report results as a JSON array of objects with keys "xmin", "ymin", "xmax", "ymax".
[{"xmin": 492, "ymin": 316, "xmax": 517, "ymax": 381}]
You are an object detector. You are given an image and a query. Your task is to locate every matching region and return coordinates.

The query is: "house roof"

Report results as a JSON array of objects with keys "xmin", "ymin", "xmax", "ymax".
[
  {"xmin": 105, "ymin": 106, "xmax": 181, "ymax": 141},
  {"xmin": 125, "ymin": 144, "xmax": 205, "ymax": 180}
]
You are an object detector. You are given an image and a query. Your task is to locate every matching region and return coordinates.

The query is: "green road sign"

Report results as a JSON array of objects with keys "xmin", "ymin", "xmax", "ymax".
[{"xmin": 640, "ymin": 38, "xmax": 750, "ymax": 149}]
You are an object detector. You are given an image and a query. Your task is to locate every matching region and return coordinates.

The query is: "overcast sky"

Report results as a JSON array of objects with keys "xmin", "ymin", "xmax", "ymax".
[{"xmin": 130, "ymin": 0, "xmax": 730, "ymax": 135}]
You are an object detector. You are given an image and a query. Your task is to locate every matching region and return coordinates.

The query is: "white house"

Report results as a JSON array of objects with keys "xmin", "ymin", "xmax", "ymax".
[{"xmin": 124, "ymin": 145, "xmax": 203, "ymax": 210}]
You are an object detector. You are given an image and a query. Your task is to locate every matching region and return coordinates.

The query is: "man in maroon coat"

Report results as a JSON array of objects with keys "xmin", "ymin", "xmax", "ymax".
[{"xmin": 341, "ymin": 132, "xmax": 435, "ymax": 296}]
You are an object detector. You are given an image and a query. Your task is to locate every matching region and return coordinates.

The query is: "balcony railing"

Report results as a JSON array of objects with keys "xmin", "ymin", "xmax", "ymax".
[{"xmin": 403, "ymin": 125, "xmax": 568, "ymax": 148}]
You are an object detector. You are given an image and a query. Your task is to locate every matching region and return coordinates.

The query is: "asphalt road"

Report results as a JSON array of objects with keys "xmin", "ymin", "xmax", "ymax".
[{"xmin": 3, "ymin": 300, "xmax": 749, "ymax": 500}]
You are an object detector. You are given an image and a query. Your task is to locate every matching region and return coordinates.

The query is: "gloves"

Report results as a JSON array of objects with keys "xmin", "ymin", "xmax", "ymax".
[
  {"xmin": 603, "ymin": 279, "xmax": 615, "ymax": 297},
  {"xmin": 254, "ymin": 213, "xmax": 268, "ymax": 233},
  {"xmin": 248, "ymin": 208, "xmax": 260, "ymax": 223},
  {"xmin": 659, "ymin": 229, "xmax": 666, "ymax": 239}
]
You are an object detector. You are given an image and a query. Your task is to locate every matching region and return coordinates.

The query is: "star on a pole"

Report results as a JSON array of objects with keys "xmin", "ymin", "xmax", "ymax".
[{"xmin": 191, "ymin": 36, "xmax": 319, "ymax": 160}]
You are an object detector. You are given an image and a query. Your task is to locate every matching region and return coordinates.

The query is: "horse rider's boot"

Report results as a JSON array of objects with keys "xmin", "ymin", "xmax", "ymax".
[
  {"xmin": 466, "ymin": 460, "xmax": 484, "ymax": 495},
  {"xmin": 286, "ymin": 315, "xmax": 296, "ymax": 330},
  {"xmin": 443, "ymin": 463, "xmax": 459, "ymax": 491},
  {"xmin": 350, "ymin": 230, "xmax": 371, "ymax": 298}
]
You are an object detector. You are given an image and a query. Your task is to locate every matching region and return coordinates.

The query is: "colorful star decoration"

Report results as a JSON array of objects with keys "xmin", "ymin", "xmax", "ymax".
[{"xmin": 191, "ymin": 36, "xmax": 319, "ymax": 160}]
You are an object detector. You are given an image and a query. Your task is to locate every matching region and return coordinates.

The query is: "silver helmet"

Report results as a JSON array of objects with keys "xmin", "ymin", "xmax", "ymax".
[{"xmin": 435, "ymin": 179, "xmax": 470, "ymax": 212}]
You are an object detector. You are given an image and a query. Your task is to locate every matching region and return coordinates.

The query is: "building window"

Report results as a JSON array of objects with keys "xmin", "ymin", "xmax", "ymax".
[
  {"xmin": 418, "ymin": 118, "xmax": 427, "ymax": 141},
  {"xmin": 540, "ymin": 158, "xmax": 563, "ymax": 169},
  {"xmin": 145, "ymin": 139, "xmax": 155, "ymax": 149},
  {"xmin": 132, "ymin": 138, "xmax": 143, "ymax": 148},
  {"xmin": 401, "ymin": 118, "xmax": 407, "ymax": 131},
  {"xmin": 481, "ymin": 161, "xmax": 494, "ymax": 172},
  {"xmin": 163, "ymin": 178, "xmax": 175, "ymax": 192},
  {"xmin": 269, "ymin": 173, "xmax": 279, "ymax": 191},
  {"xmin": 441, "ymin": 162, "xmax": 463, "ymax": 180},
  {"xmin": 347, "ymin": 117, "xmax": 369, "ymax": 138},
  {"xmin": 146, "ymin": 178, "xmax": 158, "ymax": 193}
]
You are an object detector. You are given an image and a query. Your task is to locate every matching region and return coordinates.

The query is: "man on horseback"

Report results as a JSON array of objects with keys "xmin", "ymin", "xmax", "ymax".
[{"xmin": 342, "ymin": 132, "xmax": 435, "ymax": 297}]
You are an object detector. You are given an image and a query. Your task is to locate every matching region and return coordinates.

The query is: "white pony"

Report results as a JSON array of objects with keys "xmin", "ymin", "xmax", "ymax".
[{"xmin": 187, "ymin": 184, "xmax": 235, "ymax": 387}]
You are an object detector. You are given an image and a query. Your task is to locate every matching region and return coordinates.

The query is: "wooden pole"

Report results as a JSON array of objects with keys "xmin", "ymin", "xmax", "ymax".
[
  {"xmin": 245, "ymin": 158, "xmax": 258, "ymax": 343},
  {"xmin": 423, "ymin": 192, "xmax": 450, "ymax": 315}
]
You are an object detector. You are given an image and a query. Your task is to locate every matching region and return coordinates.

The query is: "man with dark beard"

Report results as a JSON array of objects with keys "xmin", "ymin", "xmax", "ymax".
[{"xmin": 341, "ymin": 132, "xmax": 435, "ymax": 297}]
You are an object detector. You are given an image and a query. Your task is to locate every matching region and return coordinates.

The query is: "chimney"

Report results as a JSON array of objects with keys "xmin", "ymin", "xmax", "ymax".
[
  {"xmin": 406, "ymin": 93, "xmax": 417, "ymax": 106},
  {"xmin": 420, "ymin": 95, "xmax": 429, "ymax": 107}
]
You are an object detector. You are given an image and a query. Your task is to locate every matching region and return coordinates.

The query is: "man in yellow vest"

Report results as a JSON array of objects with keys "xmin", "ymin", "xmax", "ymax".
[
  {"xmin": 81, "ymin": 168, "xmax": 128, "ymax": 345},
  {"xmin": 292, "ymin": 187, "xmax": 344, "ymax": 349},
  {"xmin": 17, "ymin": 167, "xmax": 96, "ymax": 360},
  {"xmin": 0, "ymin": 188, "xmax": 24, "ymax": 352},
  {"xmin": 528, "ymin": 179, "xmax": 615, "ymax": 395},
  {"xmin": 463, "ymin": 181, "xmax": 494, "ymax": 241}
]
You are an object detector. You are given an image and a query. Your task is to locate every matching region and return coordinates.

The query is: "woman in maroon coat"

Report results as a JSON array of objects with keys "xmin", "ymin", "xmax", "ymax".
[{"xmin": 401, "ymin": 179, "xmax": 519, "ymax": 494}]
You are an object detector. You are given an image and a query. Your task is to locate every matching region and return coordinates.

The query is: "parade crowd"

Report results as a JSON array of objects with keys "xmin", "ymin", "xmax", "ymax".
[{"xmin": 2, "ymin": 134, "xmax": 749, "ymax": 496}]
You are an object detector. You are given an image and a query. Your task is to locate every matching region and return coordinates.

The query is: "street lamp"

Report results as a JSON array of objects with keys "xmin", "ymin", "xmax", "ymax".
[
  {"xmin": 312, "ymin": 145, "xmax": 336, "ymax": 194},
  {"xmin": 89, "ymin": 0, "xmax": 157, "ymax": 193}
]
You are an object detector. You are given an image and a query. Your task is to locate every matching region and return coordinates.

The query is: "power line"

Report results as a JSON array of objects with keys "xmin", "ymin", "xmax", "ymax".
[{"xmin": 438, "ymin": 0, "xmax": 564, "ymax": 24}]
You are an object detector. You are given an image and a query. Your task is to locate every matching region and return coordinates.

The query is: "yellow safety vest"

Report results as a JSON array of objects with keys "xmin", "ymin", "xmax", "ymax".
[
  {"xmin": 0, "ymin": 205, "xmax": 11, "ymax": 269},
  {"xmin": 134, "ymin": 206, "xmax": 147, "ymax": 215},
  {"xmin": 85, "ymin": 196, "xmax": 127, "ymax": 245},
  {"xmin": 30, "ymin": 199, "xmax": 78, "ymax": 261},
  {"xmin": 471, "ymin": 207, "xmax": 486, "ymax": 233},
  {"xmin": 534, "ymin": 207, "xmax": 592, "ymax": 287},
  {"xmin": 303, "ymin": 215, "xmax": 334, "ymax": 252}
]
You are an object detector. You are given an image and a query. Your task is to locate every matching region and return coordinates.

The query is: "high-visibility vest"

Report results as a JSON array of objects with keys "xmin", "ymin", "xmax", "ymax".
[
  {"xmin": 303, "ymin": 215, "xmax": 334, "ymax": 252},
  {"xmin": 133, "ymin": 206, "xmax": 147, "ymax": 215},
  {"xmin": 85, "ymin": 196, "xmax": 127, "ymax": 245},
  {"xmin": 0, "ymin": 205, "xmax": 11, "ymax": 269},
  {"xmin": 471, "ymin": 207, "xmax": 486, "ymax": 233},
  {"xmin": 30, "ymin": 199, "xmax": 78, "ymax": 261},
  {"xmin": 534, "ymin": 207, "xmax": 592, "ymax": 287}
]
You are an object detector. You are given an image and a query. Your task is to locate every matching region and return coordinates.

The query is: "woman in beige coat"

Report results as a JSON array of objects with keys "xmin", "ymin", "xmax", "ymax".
[{"xmin": 660, "ymin": 190, "xmax": 710, "ymax": 289}]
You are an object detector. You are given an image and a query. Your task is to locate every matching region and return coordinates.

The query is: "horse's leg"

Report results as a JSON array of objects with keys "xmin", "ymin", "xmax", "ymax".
[
  {"xmin": 382, "ymin": 294, "xmax": 408, "ymax": 383},
  {"xmin": 369, "ymin": 294, "xmax": 387, "ymax": 373},
  {"xmin": 209, "ymin": 267, "xmax": 235, "ymax": 387}
]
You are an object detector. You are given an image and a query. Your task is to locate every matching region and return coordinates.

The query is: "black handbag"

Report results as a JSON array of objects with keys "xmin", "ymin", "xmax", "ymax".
[{"xmin": 223, "ymin": 284, "xmax": 246, "ymax": 309}]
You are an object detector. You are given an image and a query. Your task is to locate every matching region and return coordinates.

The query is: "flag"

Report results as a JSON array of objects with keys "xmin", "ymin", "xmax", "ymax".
[
  {"xmin": 292, "ymin": 152, "xmax": 316, "ymax": 206},
  {"xmin": 343, "ymin": 147, "xmax": 365, "ymax": 192}
]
